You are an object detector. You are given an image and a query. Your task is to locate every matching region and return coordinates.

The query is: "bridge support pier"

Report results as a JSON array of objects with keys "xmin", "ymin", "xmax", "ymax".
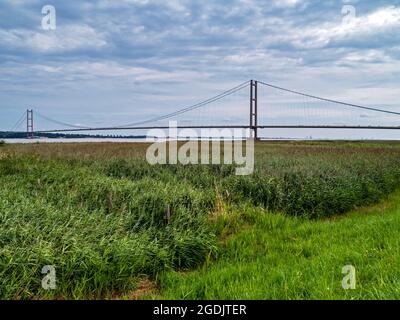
[
  {"xmin": 250, "ymin": 80, "xmax": 258, "ymax": 140},
  {"xmin": 27, "ymin": 109, "xmax": 34, "ymax": 139}
]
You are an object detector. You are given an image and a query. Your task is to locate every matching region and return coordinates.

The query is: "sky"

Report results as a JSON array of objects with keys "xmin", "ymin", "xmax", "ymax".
[{"xmin": 1, "ymin": 0, "xmax": 400, "ymax": 139}]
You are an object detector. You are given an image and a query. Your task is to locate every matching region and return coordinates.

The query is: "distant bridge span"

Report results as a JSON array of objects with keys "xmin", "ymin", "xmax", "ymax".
[{"xmin": 8, "ymin": 80, "xmax": 400, "ymax": 139}]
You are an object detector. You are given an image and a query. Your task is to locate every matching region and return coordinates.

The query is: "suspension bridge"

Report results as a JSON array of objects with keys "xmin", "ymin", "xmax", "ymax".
[{"xmin": 7, "ymin": 80, "xmax": 400, "ymax": 139}]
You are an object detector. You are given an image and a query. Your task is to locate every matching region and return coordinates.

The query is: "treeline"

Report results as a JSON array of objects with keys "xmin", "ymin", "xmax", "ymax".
[{"xmin": 0, "ymin": 132, "xmax": 147, "ymax": 139}]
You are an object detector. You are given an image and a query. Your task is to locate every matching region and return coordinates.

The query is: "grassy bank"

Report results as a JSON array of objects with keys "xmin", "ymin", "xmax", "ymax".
[
  {"xmin": 0, "ymin": 141, "xmax": 400, "ymax": 299},
  {"xmin": 159, "ymin": 193, "xmax": 400, "ymax": 299}
]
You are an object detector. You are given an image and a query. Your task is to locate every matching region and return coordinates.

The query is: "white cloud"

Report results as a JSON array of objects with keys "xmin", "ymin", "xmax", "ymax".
[
  {"xmin": 223, "ymin": 50, "xmax": 303, "ymax": 70},
  {"xmin": 10, "ymin": 61, "xmax": 211, "ymax": 83},
  {"xmin": 0, "ymin": 25, "xmax": 107, "ymax": 53},
  {"xmin": 341, "ymin": 50, "xmax": 391, "ymax": 63},
  {"xmin": 273, "ymin": 0, "xmax": 303, "ymax": 8},
  {"xmin": 97, "ymin": 0, "xmax": 189, "ymax": 14},
  {"xmin": 288, "ymin": 6, "xmax": 400, "ymax": 49},
  {"xmin": 1, "ymin": 1, "xmax": 400, "ymax": 136}
]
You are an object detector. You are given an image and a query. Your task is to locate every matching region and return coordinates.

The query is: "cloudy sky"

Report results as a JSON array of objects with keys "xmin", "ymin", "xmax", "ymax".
[{"xmin": 1, "ymin": 0, "xmax": 400, "ymax": 138}]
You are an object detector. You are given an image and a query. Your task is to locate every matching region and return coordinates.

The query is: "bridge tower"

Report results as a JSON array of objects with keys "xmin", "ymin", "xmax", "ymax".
[
  {"xmin": 27, "ymin": 109, "xmax": 34, "ymax": 139},
  {"xmin": 250, "ymin": 80, "xmax": 258, "ymax": 140}
]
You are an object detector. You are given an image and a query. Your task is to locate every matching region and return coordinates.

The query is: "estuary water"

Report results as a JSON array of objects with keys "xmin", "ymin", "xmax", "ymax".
[{"xmin": 2, "ymin": 138, "xmax": 149, "ymax": 144}]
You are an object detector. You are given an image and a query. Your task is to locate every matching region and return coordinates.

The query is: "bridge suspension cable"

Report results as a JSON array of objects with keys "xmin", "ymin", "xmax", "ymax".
[
  {"xmin": 10, "ymin": 79, "xmax": 400, "ymax": 134},
  {"xmin": 9, "ymin": 112, "xmax": 26, "ymax": 131},
  {"xmin": 258, "ymin": 81, "xmax": 400, "ymax": 116},
  {"xmin": 35, "ymin": 111, "xmax": 92, "ymax": 129},
  {"xmin": 31, "ymin": 81, "xmax": 249, "ymax": 133},
  {"xmin": 115, "ymin": 80, "xmax": 250, "ymax": 128}
]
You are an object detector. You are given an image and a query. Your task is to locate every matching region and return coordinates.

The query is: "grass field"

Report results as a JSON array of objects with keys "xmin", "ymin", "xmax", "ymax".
[
  {"xmin": 159, "ymin": 194, "xmax": 400, "ymax": 299},
  {"xmin": 1, "ymin": 141, "xmax": 400, "ymax": 299}
]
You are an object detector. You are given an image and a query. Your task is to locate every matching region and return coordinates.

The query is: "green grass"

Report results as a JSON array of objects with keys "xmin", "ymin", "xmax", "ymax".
[
  {"xmin": 159, "ymin": 193, "xmax": 400, "ymax": 300},
  {"xmin": 0, "ymin": 155, "xmax": 216, "ymax": 299},
  {"xmin": 1, "ymin": 141, "xmax": 400, "ymax": 299}
]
